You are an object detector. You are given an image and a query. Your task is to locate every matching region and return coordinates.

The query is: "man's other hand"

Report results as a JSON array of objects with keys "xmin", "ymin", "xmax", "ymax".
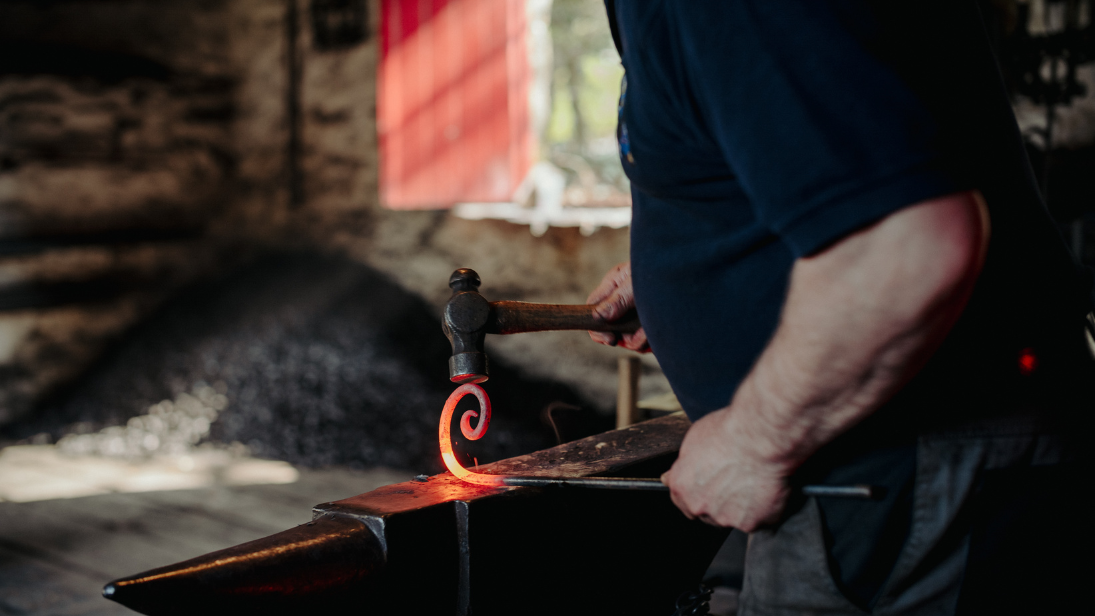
[{"xmin": 587, "ymin": 261, "xmax": 651, "ymax": 353}]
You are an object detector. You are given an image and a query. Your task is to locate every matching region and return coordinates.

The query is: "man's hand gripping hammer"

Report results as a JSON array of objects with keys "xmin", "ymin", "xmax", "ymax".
[{"xmin": 442, "ymin": 268, "xmax": 641, "ymax": 383}]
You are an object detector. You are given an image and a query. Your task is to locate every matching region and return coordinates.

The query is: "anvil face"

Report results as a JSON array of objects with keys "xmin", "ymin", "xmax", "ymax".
[{"xmin": 105, "ymin": 414, "xmax": 728, "ymax": 616}]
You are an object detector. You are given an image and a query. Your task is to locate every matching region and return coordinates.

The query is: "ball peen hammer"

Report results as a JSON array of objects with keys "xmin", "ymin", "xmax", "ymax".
[{"xmin": 443, "ymin": 268, "xmax": 641, "ymax": 384}]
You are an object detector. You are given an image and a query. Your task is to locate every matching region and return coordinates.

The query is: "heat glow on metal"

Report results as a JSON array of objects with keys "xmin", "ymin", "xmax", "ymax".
[{"xmin": 439, "ymin": 383, "xmax": 505, "ymax": 486}]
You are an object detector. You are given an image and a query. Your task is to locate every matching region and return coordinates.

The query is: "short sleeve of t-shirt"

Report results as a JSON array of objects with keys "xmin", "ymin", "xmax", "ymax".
[{"xmin": 666, "ymin": 0, "xmax": 965, "ymax": 256}]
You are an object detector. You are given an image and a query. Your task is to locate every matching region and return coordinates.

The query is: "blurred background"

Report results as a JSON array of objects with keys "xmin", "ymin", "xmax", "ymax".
[{"xmin": 0, "ymin": 0, "xmax": 1092, "ymax": 614}]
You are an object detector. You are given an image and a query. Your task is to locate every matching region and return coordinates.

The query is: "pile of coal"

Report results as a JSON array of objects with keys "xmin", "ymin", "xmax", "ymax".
[{"xmin": 5, "ymin": 253, "xmax": 604, "ymax": 473}]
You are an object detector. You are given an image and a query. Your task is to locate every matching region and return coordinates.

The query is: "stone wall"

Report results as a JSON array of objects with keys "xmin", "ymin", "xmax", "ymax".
[{"xmin": 0, "ymin": 0, "xmax": 244, "ymax": 424}]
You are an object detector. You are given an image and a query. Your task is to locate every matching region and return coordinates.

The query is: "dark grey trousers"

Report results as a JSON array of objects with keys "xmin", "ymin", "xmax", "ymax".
[{"xmin": 739, "ymin": 431, "xmax": 1078, "ymax": 615}]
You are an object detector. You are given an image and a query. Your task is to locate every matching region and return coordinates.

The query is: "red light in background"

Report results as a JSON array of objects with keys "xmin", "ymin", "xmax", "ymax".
[{"xmin": 1018, "ymin": 347, "xmax": 1038, "ymax": 376}]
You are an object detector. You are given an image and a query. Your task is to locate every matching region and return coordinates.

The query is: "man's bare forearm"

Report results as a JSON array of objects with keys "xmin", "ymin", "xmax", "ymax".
[
  {"xmin": 729, "ymin": 191, "xmax": 989, "ymax": 469},
  {"xmin": 663, "ymin": 191, "xmax": 989, "ymax": 529}
]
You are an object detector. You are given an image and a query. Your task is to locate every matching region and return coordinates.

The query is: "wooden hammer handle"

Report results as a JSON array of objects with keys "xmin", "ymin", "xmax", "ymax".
[{"xmin": 487, "ymin": 301, "xmax": 641, "ymax": 335}]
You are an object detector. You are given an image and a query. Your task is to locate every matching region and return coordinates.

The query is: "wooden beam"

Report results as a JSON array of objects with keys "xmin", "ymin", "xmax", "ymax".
[{"xmin": 616, "ymin": 356, "xmax": 641, "ymax": 428}]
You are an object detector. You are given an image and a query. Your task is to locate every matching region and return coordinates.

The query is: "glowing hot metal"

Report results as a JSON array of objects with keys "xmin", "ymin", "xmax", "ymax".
[{"xmin": 439, "ymin": 383, "xmax": 505, "ymax": 486}]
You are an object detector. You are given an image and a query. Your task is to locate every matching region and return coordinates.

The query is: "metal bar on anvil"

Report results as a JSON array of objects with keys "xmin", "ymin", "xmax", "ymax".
[
  {"xmin": 104, "ymin": 413, "xmax": 731, "ymax": 616},
  {"xmin": 500, "ymin": 476, "xmax": 880, "ymax": 499}
]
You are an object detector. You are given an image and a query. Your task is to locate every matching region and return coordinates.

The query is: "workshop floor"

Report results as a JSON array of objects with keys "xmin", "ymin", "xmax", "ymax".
[{"xmin": 0, "ymin": 464, "xmax": 410, "ymax": 615}]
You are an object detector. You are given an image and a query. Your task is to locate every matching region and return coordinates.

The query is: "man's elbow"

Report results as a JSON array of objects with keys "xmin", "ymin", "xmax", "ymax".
[{"xmin": 908, "ymin": 190, "xmax": 990, "ymax": 305}]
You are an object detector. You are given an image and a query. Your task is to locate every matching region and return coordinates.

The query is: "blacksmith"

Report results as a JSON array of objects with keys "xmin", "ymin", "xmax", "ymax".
[{"xmin": 587, "ymin": 1, "xmax": 1095, "ymax": 613}]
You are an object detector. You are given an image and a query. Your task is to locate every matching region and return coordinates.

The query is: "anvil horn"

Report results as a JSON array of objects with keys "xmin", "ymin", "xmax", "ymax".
[{"xmin": 103, "ymin": 514, "xmax": 386, "ymax": 615}]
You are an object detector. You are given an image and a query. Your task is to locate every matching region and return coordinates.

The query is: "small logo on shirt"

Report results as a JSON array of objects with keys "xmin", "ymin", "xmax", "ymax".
[{"xmin": 618, "ymin": 74, "xmax": 634, "ymax": 164}]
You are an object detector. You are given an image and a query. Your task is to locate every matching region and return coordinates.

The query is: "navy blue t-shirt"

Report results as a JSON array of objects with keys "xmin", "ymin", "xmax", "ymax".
[{"xmin": 612, "ymin": 0, "xmax": 1089, "ymax": 422}]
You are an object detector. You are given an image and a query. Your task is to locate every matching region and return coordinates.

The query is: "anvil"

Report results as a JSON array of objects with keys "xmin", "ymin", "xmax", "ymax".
[{"xmin": 103, "ymin": 413, "xmax": 729, "ymax": 616}]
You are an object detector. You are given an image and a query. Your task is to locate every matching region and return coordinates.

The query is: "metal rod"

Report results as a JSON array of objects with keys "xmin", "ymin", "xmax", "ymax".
[
  {"xmin": 503, "ymin": 477, "xmax": 669, "ymax": 490},
  {"xmin": 800, "ymin": 484, "xmax": 878, "ymax": 499},
  {"xmin": 501, "ymin": 476, "xmax": 878, "ymax": 499}
]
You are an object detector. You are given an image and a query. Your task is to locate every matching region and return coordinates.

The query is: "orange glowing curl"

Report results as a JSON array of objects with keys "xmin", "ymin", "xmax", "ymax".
[{"xmin": 439, "ymin": 384, "xmax": 505, "ymax": 486}]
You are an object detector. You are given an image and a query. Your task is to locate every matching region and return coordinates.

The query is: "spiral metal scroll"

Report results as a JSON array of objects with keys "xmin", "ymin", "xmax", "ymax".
[{"xmin": 439, "ymin": 383, "xmax": 505, "ymax": 486}]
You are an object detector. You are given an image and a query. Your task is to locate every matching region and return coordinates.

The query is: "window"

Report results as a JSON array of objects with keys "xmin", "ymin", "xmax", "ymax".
[{"xmin": 379, "ymin": 0, "xmax": 533, "ymax": 209}]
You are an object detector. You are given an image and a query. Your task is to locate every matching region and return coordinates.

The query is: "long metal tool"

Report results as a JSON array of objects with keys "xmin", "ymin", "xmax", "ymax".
[{"xmin": 501, "ymin": 476, "xmax": 879, "ymax": 499}]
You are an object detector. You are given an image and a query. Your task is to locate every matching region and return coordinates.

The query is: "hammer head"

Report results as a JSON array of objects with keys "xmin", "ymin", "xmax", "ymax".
[{"xmin": 443, "ymin": 268, "xmax": 490, "ymax": 383}]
